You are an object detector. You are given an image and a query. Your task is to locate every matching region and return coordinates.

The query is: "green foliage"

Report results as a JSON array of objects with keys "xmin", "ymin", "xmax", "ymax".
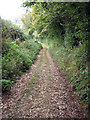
[
  {"xmin": 49, "ymin": 41, "xmax": 89, "ymax": 110},
  {"xmin": 1, "ymin": 80, "xmax": 12, "ymax": 91},
  {"xmin": 1, "ymin": 19, "xmax": 27, "ymax": 41},
  {"xmin": 2, "ymin": 18, "xmax": 42, "ymax": 91},
  {"xmin": 2, "ymin": 39, "xmax": 42, "ymax": 89},
  {"xmin": 22, "ymin": 2, "xmax": 88, "ymax": 47},
  {"xmin": 2, "ymin": 2, "xmax": 89, "ymax": 112}
]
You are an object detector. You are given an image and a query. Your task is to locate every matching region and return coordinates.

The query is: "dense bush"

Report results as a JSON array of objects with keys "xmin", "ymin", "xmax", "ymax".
[
  {"xmin": 2, "ymin": 39, "xmax": 42, "ymax": 91},
  {"xmin": 1, "ymin": 18, "xmax": 42, "ymax": 91},
  {"xmin": 1, "ymin": 19, "xmax": 27, "ymax": 41},
  {"xmin": 1, "ymin": 79, "xmax": 12, "ymax": 91}
]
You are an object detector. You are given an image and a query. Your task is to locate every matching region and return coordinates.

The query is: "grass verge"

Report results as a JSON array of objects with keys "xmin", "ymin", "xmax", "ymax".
[{"xmin": 49, "ymin": 43, "xmax": 88, "ymax": 111}]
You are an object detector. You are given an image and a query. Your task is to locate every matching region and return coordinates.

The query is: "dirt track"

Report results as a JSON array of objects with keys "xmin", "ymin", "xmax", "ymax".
[{"xmin": 2, "ymin": 48, "xmax": 88, "ymax": 119}]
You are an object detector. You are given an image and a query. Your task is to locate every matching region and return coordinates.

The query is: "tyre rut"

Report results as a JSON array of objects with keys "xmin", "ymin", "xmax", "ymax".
[{"xmin": 2, "ymin": 48, "xmax": 88, "ymax": 119}]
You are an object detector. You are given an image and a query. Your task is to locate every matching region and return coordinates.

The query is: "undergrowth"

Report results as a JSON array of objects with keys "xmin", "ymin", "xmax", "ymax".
[
  {"xmin": 2, "ymin": 39, "xmax": 42, "ymax": 91},
  {"xmin": 1, "ymin": 18, "xmax": 42, "ymax": 91},
  {"xmin": 49, "ymin": 42, "xmax": 89, "ymax": 111}
]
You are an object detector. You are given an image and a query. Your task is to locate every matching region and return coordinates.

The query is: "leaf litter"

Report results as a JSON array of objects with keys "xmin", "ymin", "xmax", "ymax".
[{"xmin": 2, "ymin": 48, "xmax": 88, "ymax": 119}]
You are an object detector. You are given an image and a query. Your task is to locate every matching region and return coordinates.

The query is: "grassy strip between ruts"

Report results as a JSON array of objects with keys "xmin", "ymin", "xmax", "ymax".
[
  {"xmin": 44, "ymin": 49, "xmax": 50, "ymax": 66},
  {"xmin": 37, "ymin": 49, "xmax": 43, "ymax": 68},
  {"xmin": 24, "ymin": 71, "xmax": 39, "ymax": 96},
  {"xmin": 24, "ymin": 49, "xmax": 44, "ymax": 96}
]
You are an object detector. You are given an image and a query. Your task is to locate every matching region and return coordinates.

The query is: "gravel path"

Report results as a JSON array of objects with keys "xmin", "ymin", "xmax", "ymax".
[{"xmin": 2, "ymin": 48, "xmax": 88, "ymax": 119}]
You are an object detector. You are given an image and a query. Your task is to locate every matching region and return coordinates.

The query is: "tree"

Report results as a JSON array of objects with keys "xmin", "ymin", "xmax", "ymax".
[{"xmin": 22, "ymin": 2, "xmax": 88, "ymax": 47}]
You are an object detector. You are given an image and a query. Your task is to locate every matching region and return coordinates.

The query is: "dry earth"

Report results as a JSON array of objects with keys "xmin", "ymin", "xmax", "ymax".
[{"xmin": 2, "ymin": 48, "xmax": 88, "ymax": 119}]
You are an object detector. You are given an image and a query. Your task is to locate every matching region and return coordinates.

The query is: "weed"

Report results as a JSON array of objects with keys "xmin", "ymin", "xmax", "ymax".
[
  {"xmin": 49, "ymin": 43, "xmax": 88, "ymax": 111},
  {"xmin": 44, "ymin": 49, "xmax": 50, "ymax": 66},
  {"xmin": 2, "ymin": 39, "xmax": 42, "ymax": 91}
]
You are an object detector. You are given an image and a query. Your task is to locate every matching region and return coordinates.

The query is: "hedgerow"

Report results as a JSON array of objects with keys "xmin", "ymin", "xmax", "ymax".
[{"xmin": 1, "ymin": 19, "xmax": 42, "ymax": 91}]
